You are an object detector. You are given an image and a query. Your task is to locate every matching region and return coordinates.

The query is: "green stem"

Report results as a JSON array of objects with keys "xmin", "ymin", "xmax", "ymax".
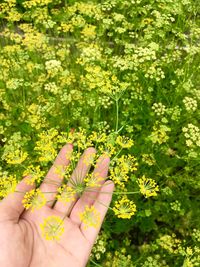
[
  {"xmin": 85, "ymin": 189, "xmax": 140, "ymax": 195},
  {"xmin": 115, "ymin": 98, "xmax": 119, "ymax": 132},
  {"xmin": 110, "ymin": 148, "xmax": 123, "ymax": 163},
  {"xmin": 89, "ymin": 258, "xmax": 103, "ymax": 267},
  {"xmin": 113, "ymin": 191, "xmax": 140, "ymax": 195}
]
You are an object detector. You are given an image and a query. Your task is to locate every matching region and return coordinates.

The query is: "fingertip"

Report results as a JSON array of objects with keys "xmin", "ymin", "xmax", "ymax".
[
  {"xmin": 86, "ymin": 147, "xmax": 96, "ymax": 154},
  {"xmin": 65, "ymin": 143, "xmax": 73, "ymax": 150},
  {"xmin": 17, "ymin": 176, "xmax": 35, "ymax": 191},
  {"xmin": 104, "ymin": 180, "xmax": 115, "ymax": 190}
]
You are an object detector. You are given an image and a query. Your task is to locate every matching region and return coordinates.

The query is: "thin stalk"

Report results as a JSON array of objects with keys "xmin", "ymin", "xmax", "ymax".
[
  {"xmin": 115, "ymin": 98, "xmax": 119, "ymax": 132},
  {"xmin": 85, "ymin": 189, "xmax": 140, "ymax": 195},
  {"xmin": 89, "ymin": 258, "xmax": 103, "ymax": 267}
]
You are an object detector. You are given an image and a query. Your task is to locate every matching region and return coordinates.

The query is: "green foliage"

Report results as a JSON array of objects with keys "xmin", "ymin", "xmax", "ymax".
[{"xmin": 1, "ymin": 0, "xmax": 200, "ymax": 266}]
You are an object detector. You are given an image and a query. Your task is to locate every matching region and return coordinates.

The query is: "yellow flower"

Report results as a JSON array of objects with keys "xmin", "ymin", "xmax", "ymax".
[
  {"xmin": 23, "ymin": 165, "xmax": 45, "ymax": 185},
  {"xmin": 110, "ymin": 166, "xmax": 129, "ymax": 187},
  {"xmin": 38, "ymin": 148, "xmax": 57, "ymax": 163},
  {"xmin": 22, "ymin": 189, "xmax": 46, "ymax": 211},
  {"xmin": 56, "ymin": 185, "xmax": 76, "ymax": 204},
  {"xmin": 0, "ymin": 174, "xmax": 17, "ymax": 198},
  {"xmin": 89, "ymin": 132, "xmax": 107, "ymax": 143},
  {"xmin": 5, "ymin": 9, "xmax": 22, "ymax": 22},
  {"xmin": 81, "ymin": 24, "xmax": 96, "ymax": 39},
  {"xmin": 23, "ymin": 0, "xmax": 53, "ymax": 9},
  {"xmin": 82, "ymin": 150, "xmax": 96, "ymax": 166},
  {"xmin": 138, "ymin": 175, "xmax": 159, "ymax": 198},
  {"xmin": 53, "ymin": 164, "xmax": 66, "ymax": 179},
  {"xmin": 117, "ymin": 155, "xmax": 138, "ymax": 173},
  {"xmin": 116, "ymin": 136, "xmax": 134, "ymax": 149},
  {"xmin": 40, "ymin": 215, "xmax": 65, "ymax": 241},
  {"xmin": 84, "ymin": 173, "xmax": 103, "ymax": 188},
  {"xmin": 142, "ymin": 154, "xmax": 156, "ymax": 166},
  {"xmin": 79, "ymin": 205, "xmax": 101, "ymax": 229},
  {"xmin": 57, "ymin": 131, "xmax": 75, "ymax": 144},
  {"xmin": 150, "ymin": 124, "xmax": 171, "ymax": 144},
  {"xmin": 74, "ymin": 129, "xmax": 93, "ymax": 149},
  {"xmin": 45, "ymin": 59, "xmax": 62, "ymax": 76},
  {"xmin": 34, "ymin": 128, "xmax": 58, "ymax": 163},
  {"xmin": 6, "ymin": 149, "xmax": 28, "ymax": 164},
  {"xmin": 99, "ymin": 143, "xmax": 116, "ymax": 157},
  {"xmin": 58, "ymin": 22, "xmax": 72, "ymax": 33},
  {"xmin": 113, "ymin": 196, "xmax": 136, "ymax": 219}
]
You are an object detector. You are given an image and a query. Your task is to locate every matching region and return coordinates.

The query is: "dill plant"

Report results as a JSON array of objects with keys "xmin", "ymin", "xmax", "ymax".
[{"xmin": 0, "ymin": 0, "xmax": 200, "ymax": 266}]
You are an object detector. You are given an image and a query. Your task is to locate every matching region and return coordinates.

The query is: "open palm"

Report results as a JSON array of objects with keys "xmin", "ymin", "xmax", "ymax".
[{"xmin": 0, "ymin": 144, "xmax": 114, "ymax": 267}]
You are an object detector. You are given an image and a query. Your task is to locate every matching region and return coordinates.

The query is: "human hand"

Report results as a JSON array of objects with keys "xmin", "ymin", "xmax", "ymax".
[{"xmin": 0, "ymin": 144, "xmax": 114, "ymax": 267}]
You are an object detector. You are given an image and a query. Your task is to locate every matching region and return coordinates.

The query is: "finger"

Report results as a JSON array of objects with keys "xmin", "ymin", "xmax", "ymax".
[
  {"xmin": 81, "ymin": 180, "xmax": 114, "ymax": 245},
  {"xmin": 0, "ymin": 176, "xmax": 35, "ymax": 222},
  {"xmin": 69, "ymin": 155, "xmax": 110, "ymax": 225},
  {"xmin": 53, "ymin": 147, "xmax": 96, "ymax": 214},
  {"xmin": 39, "ymin": 143, "xmax": 73, "ymax": 207}
]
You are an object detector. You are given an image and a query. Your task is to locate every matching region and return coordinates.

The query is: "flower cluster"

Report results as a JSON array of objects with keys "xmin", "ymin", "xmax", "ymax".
[
  {"xmin": 152, "ymin": 102, "xmax": 166, "ymax": 116},
  {"xmin": 56, "ymin": 185, "xmax": 76, "ymax": 204},
  {"xmin": 45, "ymin": 59, "xmax": 62, "ymax": 76},
  {"xmin": 34, "ymin": 128, "xmax": 59, "ymax": 163},
  {"xmin": 113, "ymin": 196, "xmax": 136, "ymax": 219},
  {"xmin": 79, "ymin": 205, "xmax": 101, "ymax": 229},
  {"xmin": 91, "ymin": 232, "xmax": 108, "ymax": 260},
  {"xmin": 182, "ymin": 123, "xmax": 200, "ymax": 148},
  {"xmin": 44, "ymin": 82, "xmax": 59, "ymax": 94},
  {"xmin": 142, "ymin": 154, "xmax": 156, "ymax": 166},
  {"xmin": 0, "ymin": 173, "xmax": 17, "ymax": 198},
  {"xmin": 2, "ymin": 132, "xmax": 28, "ymax": 165},
  {"xmin": 143, "ymin": 255, "xmax": 169, "ymax": 267},
  {"xmin": 149, "ymin": 123, "xmax": 171, "ymax": 144},
  {"xmin": 110, "ymin": 154, "xmax": 138, "ymax": 187},
  {"xmin": 40, "ymin": 215, "xmax": 65, "ymax": 241},
  {"xmin": 23, "ymin": 165, "xmax": 45, "ymax": 185},
  {"xmin": 192, "ymin": 229, "xmax": 200, "ymax": 243},
  {"xmin": 183, "ymin": 96, "xmax": 198, "ymax": 112},
  {"xmin": 116, "ymin": 136, "xmax": 134, "ymax": 149},
  {"xmin": 22, "ymin": 189, "xmax": 46, "ymax": 211},
  {"xmin": 104, "ymin": 248, "xmax": 134, "ymax": 267},
  {"xmin": 138, "ymin": 176, "xmax": 159, "ymax": 198}
]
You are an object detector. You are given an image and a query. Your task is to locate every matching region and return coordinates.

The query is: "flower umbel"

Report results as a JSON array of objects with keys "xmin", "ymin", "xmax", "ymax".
[
  {"xmin": 23, "ymin": 165, "xmax": 45, "ymax": 185},
  {"xmin": 53, "ymin": 164, "xmax": 66, "ymax": 179},
  {"xmin": 113, "ymin": 196, "xmax": 136, "ymax": 219},
  {"xmin": 116, "ymin": 136, "xmax": 134, "ymax": 149},
  {"xmin": 110, "ymin": 167, "xmax": 129, "ymax": 187},
  {"xmin": 117, "ymin": 155, "xmax": 138, "ymax": 173},
  {"xmin": 82, "ymin": 151, "xmax": 96, "ymax": 166},
  {"xmin": 79, "ymin": 205, "xmax": 101, "ymax": 229},
  {"xmin": 22, "ymin": 189, "xmax": 46, "ymax": 211},
  {"xmin": 40, "ymin": 215, "xmax": 65, "ymax": 241},
  {"xmin": 84, "ymin": 173, "xmax": 103, "ymax": 188},
  {"xmin": 0, "ymin": 174, "xmax": 17, "ymax": 198},
  {"xmin": 138, "ymin": 175, "xmax": 159, "ymax": 198},
  {"xmin": 5, "ymin": 149, "xmax": 28, "ymax": 164},
  {"xmin": 56, "ymin": 185, "xmax": 76, "ymax": 204}
]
